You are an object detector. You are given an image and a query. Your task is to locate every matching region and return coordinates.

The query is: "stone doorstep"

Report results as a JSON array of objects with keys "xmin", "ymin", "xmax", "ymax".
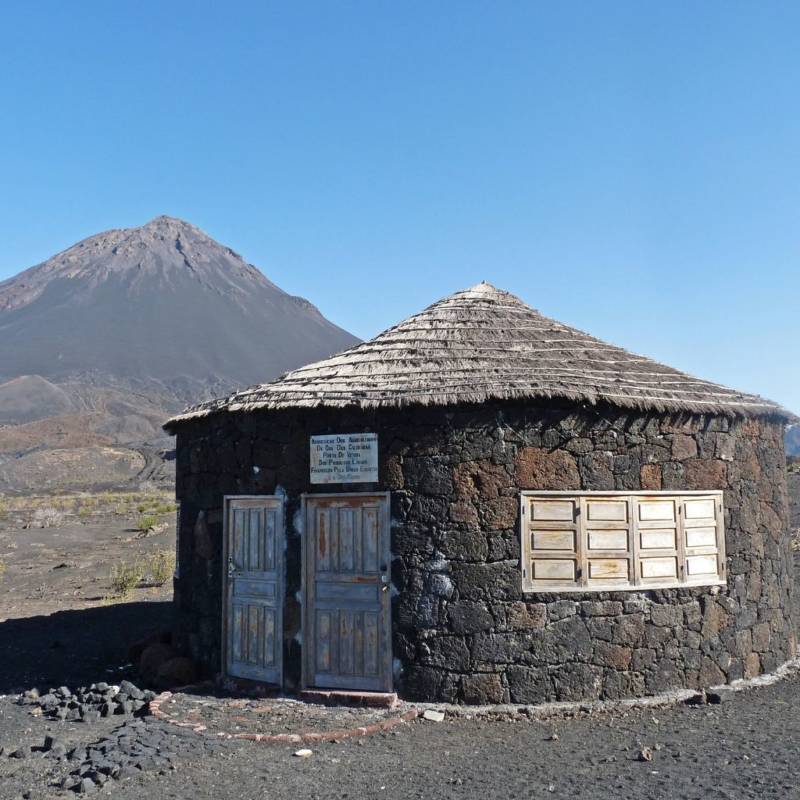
[{"xmin": 299, "ymin": 689, "xmax": 399, "ymax": 709}]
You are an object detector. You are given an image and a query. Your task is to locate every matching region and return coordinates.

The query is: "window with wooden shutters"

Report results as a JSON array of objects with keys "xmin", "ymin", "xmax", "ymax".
[{"xmin": 520, "ymin": 491, "xmax": 725, "ymax": 592}]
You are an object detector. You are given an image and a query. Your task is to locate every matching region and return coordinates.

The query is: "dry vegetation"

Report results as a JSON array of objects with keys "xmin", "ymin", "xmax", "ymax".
[
  {"xmin": 108, "ymin": 549, "xmax": 175, "ymax": 598},
  {"xmin": 137, "ymin": 514, "xmax": 159, "ymax": 533},
  {"xmin": 109, "ymin": 561, "xmax": 143, "ymax": 598},
  {"xmin": 0, "ymin": 489, "xmax": 176, "ymax": 529},
  {"xmin": 149, "ymin": 549, "xmax": 176, "ymax": 585},
  {"xmin": 0, "ymin": 487, "xmax": 177, "ymax": 615}
]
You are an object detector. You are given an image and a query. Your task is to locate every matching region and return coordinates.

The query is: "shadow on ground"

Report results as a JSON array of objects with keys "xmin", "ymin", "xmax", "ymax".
[{"xmin": 0, "ymin": 601, "xmax": 171, "ymax": 694}]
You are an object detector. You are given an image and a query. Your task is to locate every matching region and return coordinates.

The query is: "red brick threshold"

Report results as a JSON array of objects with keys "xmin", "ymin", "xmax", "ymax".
[
  {"xmin": 148, "ymin": 683, "xmax": 419, "ymax": 744},
  {"xmin": 299, "ymin": 689, "xmax": 399, "ymax": 709}
]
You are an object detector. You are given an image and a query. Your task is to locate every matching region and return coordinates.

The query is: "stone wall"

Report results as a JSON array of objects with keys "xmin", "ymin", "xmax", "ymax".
[{"xmin": 172, "ymin": 401, "xmax": 796, "ymax": 703}]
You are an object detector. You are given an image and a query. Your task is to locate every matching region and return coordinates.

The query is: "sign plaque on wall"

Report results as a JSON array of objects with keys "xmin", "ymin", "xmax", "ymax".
[{"xmin": 310, "ymin": 433, "xmax": 379, "ymax": 484}]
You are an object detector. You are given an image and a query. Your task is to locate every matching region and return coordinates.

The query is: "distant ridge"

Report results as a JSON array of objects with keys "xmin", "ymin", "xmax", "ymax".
[{"xmin": 0, "ymin": 215, "xmax": 359, "ymax": 404}]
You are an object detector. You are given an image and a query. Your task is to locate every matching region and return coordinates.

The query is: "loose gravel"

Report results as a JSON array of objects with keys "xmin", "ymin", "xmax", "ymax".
[
  {"xmin": 58, "ymin": 717, "xmax": 229, "ymax": 793},
  {"xmin": 154, "ymin": 690, "xmax": 414, "ymax": 739},
  {"xmin": 1, "ymin": 669, "xmax": 799, "ymax": 799}
]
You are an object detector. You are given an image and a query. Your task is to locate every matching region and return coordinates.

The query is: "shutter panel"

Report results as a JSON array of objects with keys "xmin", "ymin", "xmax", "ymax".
[
  {"xmin": 584, "ymin": 498, "xmax": 632, "ymax": 588},
  {"xmin": 521, "ymin": 491, "xmax": 725, "ymax": 593},
  {"xmin": 524, "ymin": 497, "xmax": 580, "ymax": 590},
  {"xmin": 682, "ymin": 495, "xmax": 726, "ymax": 584},
  {"xmin": 635, "ymin": 496, "xmax": 680, "ymax": 586}
]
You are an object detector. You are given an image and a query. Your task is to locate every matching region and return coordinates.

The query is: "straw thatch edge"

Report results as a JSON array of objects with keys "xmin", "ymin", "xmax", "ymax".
[{"xmin": 164, "ymin": 383, "xmax": 796, "ymax": 433}]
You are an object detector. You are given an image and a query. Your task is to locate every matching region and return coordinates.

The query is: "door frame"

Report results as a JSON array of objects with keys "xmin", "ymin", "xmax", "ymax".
[
  {"xmin": 221, "ymin": 494, "xmax": 285, "ymax": 687},
  {"xmin": 300, "ymin": 491, "xmax": 392, "ymax": 692}
]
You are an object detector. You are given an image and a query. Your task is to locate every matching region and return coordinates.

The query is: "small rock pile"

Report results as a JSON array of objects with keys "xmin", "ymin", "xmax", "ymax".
[
  {"xmin": 19, "ymin": 680, "xmax": 156, "ymax": 723},
  {"xmin": 58, "ymin": 718, "xmax": 229, "ymax": 793}
]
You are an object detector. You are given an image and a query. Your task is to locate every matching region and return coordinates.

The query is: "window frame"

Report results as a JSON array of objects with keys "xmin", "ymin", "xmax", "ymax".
[{"xmin": 519, "ymin": 490, "xmax": 726, "ymax": 593}]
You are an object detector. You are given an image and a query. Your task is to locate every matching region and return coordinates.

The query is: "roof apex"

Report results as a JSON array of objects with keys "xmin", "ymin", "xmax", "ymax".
[{"xmin": 461, "ymin": 280, "xmax": 503, "ymax": 293}]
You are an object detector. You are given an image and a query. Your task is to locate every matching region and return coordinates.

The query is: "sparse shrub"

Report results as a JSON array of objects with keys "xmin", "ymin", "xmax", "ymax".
[
  {"xmin": 153, "ymin": 502, "xmax": 177, "ymax": 515},
  {"xmin": 137, "ymin": 514, "xmax": 158, "ymax": 532},
  {"xmin": 149, "ymin": 549, "xmax": 176, "ymax": 586},
  {"xmin": 78, "ymin": 506, "xmax": 92, "ymax": 520},
  {"xmin": 114, "ymin": 504, "xmax": 128, "ymax": 516},
  {"xmin": 0, "ymin": 559, "xmax": 5, "ymax": 582},
  {"xmin": 109, "ymin": 561, "xmax": 143, "ymax": 597},
  {"xmin": 31, "ymin": 507, "xmax": 64, "ymax": 528}
]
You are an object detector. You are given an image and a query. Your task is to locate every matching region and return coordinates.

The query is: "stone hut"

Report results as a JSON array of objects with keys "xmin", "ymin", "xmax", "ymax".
[{"xmin": 164, "ymin": 283, "xmax": 796, "ymax": 704}]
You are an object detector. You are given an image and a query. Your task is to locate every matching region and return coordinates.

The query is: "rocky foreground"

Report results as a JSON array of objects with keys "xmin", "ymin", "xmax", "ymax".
[{"xmin": 0, "ymin": 669, "xmax": 798, "ymax": 799}]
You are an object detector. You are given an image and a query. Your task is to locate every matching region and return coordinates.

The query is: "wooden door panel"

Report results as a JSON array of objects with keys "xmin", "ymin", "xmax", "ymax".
[
  {"xmin": 304, "ymin": 494, "xmax": 391, "ymax": 692},
  {"xmin": 226, "ymin": 497, "xmax": 283, "ymax": 685},
  {"xmin": 362, "ymin": 506, "xmax": 380, "ymax": 572}
]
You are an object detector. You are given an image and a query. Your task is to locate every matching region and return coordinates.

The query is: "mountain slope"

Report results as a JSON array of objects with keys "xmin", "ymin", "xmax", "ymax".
[
  {"xmin": 0, "ymin": 216, "xmax": 359, "ymax": 491},
  {"xmin": 0, "ymin": 216, "xmax": 358, "ymax": 405}
]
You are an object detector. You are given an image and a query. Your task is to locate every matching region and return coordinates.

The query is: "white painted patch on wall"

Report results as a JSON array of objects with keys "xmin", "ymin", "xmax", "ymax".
[
  {"xmin": 427, "ymin": 573, "xmax": 454, "ymax": 598},
  {"xmin": 253, "ymin": 465, "xmax": 260, "ymax": 474},
  {"xmin": 293, "ymin": 507, "xmax": 304, "ymax": 536},
  {"xmin": 393, "ymin": 658, "xmax": 404, "ymax": 680},
  {"xmin": 426, "ymin": 551, "xmax": 448, "ymax": 573},
  {"xmin": 497, "ymin": 425, "xmax": 506, "ymax": 452}
]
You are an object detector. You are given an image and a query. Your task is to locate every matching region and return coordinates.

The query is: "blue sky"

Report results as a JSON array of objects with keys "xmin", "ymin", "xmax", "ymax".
[{"xmin": 1, "ymin": 2, "xmax": 798, "ymax": 412}]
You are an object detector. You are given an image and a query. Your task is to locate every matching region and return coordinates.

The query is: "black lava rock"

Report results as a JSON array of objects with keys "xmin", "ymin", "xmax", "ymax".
[
  {"xmin": 43, "ymin": 735, "xmax": 65, "ymax": 752},
  {"xmin": 76, "ymin": 777, "xmax": 97, "ymax": 793}
]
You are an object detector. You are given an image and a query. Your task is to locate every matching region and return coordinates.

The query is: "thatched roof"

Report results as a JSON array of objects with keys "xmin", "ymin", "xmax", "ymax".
[{"xmin": 165, "ymin": 282, "xmax": 794, "ymax": 429}]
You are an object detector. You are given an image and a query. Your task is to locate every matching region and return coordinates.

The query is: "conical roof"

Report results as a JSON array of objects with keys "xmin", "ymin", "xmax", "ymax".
[{"xmin": 165, "ymin": 282, "xmax": 793, "ymax": 428}]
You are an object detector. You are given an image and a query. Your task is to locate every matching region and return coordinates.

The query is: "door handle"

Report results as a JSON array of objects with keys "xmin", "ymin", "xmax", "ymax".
[{"xmin": 227, "ymin": 557, "xmax": 236, "ymax": 578}]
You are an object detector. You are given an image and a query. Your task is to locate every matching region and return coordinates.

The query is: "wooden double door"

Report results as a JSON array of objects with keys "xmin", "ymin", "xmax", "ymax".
[{"xmin": 223, "ymin": 493, "xmax": 392, "ymax": 693}]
